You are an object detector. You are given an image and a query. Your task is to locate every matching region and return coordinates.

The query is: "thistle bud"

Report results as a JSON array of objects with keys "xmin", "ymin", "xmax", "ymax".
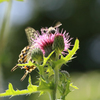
[
  {"xmin": 31, "ymin": 48, "xmax": 43, "ymax": 62},
  {"xmin": 52, "ymin": 34, "xmax": 64, "ymax": 53}
]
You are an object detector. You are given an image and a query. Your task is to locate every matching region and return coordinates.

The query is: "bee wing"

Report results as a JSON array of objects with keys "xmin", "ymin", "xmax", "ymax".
[
  {"xmin": 54, "ymin": 22, "xmax": 62, "ymax": 28},
  {"xmin": 25, "ymin": 27, "xmax": 37, "ymax": 46}
]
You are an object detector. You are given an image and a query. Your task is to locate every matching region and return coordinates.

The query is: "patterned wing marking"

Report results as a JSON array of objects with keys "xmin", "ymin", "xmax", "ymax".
[
  {"xmin": 25, "ymin": 27, "xmax": 37, "ymax": 62},
  {"xmin": 11, "ymin": 46, "xmax": 36, "ymax": 81},
  {"xmin": 25, "ymin": 27, "xmax": 37, "ymax": 46},
  {"xmin": 11, "ymin": 46, "xmax": 30, "ymax": 72}
]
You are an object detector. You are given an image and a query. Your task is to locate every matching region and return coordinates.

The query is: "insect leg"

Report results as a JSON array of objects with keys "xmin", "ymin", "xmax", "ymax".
[
  {"xmin": 20, "ymin": 70, "xmax": 29, "ymax": 81},
  {"xmin": 11, "ymin": 65, "xmax": 20, "ymax": 72}
]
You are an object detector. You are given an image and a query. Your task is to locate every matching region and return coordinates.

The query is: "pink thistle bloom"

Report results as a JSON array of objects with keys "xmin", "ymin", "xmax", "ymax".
[{"xmin": 31, "ymin": 28, "xmax": 72, "ymax": 57}]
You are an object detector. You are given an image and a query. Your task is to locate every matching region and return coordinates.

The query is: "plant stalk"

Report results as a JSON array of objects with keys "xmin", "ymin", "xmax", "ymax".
[
  {"xmin": 54, "ymin": 67, "xmax": 59, "ymax": 100},
  {"xmin": 48, "ymin": 90, "xmax": 56, "ymax": 100}
]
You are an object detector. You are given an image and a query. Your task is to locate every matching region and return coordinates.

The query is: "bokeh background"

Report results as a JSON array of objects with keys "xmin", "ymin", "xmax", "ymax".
[{"xmin": 0, "ymin": 0, "xmax": 100, "ymax": 100}]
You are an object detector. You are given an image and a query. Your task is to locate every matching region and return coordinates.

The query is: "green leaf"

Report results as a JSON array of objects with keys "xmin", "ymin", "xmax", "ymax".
[
  {"xmin": 58, "ymin": 71, "xmax": 78, "ymax": 99},
  {"xmin": 64, "ymin": 38, "xmax": 79, "ymax": 61},
  {"xmin": 27, "ymin": 75, "xmax": 38, "ymax": 92},
  {"xmin": 0, "ymin": 76, "xmax": 39, "ymax": 97},
  {"xmin": 46, "ymin": 65, "xmax": 54, "ymax": 78},
  {"xmin": 58, "ymin": 79, "xmax": 71, "ymax": 99},
  {"xmin": 65, "ymin": 80, "xmax": 71, "ymax": 95},
  {"xmin": 43, "ymin": 50, "xmax": 55, "ymax": 66},
  {"xmin": 28, "ymin": 75, "xmax": 32, "ymax": 85},
  {"xmin": 18, "ymin": 61, "xmax": 35, "ymax": 67},
  {"xmin": 38, "ymin": 78, "xmax": 50, "ymax": 91},
  {"xmin": 37, "ymin": 78, "xmax": 54, "ymax": 94},
  {"xmin": 70, "ymin": 83, "xmax": 78, "ymax": 89}
]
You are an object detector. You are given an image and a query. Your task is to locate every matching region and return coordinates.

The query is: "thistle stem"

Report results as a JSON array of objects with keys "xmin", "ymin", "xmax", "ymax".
[
  {"xmin": 47, "ymin": 66, "xmax": 59, "ymax": 100},
  {"xmin": 49, "ymin": 52, "xmax": 60, "ymax": 100},
  {"xmin": 54, "ymin": 67, "xmax": 59, "ymax": 100},
  {"xmin": 48, "ymin": 90, "xmax": 55, "ymax": 100},
  {"xmin": 61, "ymin": 96, "xmax": 65, "ymax": 100}
]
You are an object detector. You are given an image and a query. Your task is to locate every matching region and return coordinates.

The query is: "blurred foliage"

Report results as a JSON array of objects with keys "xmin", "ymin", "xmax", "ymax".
[{"xmin": 0, "ymin": 0, "xmax": 23, "ymax": 3}]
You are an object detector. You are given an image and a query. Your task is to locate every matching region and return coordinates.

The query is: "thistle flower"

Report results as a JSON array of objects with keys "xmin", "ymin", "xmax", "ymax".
[{"xmin": 31, "ymin": 28, "xmax": 72, "ymax": 57}]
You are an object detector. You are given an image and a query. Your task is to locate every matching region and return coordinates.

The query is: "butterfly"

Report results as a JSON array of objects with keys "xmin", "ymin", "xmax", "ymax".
[
  {"xmin": 11, "ymin": 27, "xmax": 37, "ymax": 81},
  {"xmin": 41, "ymin": 22, "xmax": 62, "ymax": 34}
]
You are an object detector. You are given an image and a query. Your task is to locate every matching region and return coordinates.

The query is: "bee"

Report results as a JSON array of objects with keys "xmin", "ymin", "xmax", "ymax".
[
  {"xmin": 41, "ymin": 22, "xmax": 62, "ymax": 34},
  {"xmin": 11, "ymin": 27, "xmax": 37, "ymax": 81}
]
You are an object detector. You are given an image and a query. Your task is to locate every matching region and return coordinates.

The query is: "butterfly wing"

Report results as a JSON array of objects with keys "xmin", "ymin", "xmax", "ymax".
[
  {"xmin": 25, "ymin": 27, "xmax": 37, "ymax": 46},
  {"xmin": 11, "ymin": 45, "xmax": 36, "ymax": 81},
  {"xmin": 11, "ymin": 46, "xmax": 30, "ymax": 72},
  {"xmin": 11, "ymin": 27, "xmax": 37, "ymax": 81},
  {"xmin": 25, "ymin": 27, "xmax": 38, "ymax": 62}
]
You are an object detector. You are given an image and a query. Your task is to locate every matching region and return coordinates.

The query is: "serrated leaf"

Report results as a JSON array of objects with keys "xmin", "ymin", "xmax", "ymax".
[
  {"xmin": 27, "ymin": 75, "xmax": 38, "ymax": 92},
  {"xmin": 43, "ymin": 50, "xmax": 55, "ymax": 66},
  {"xmin": 64, "ymin": 39, "xmax": 79, "ymax": 61},
  {"xmin": 37, "ymin": 78, "xmax": 49, "ymax": 96},
  {"xmin": 46, "ymin": 65, "xmax": 54, "ymax": 77},
  {"xmin": 5, "ymin": 83, "xmax": 15, "ymax": 95},
  {"xmin": 58, "ymin": 79, "xmax": 71, "ymax": 99},
  {"xmin": 37, "ymin": 78, "xmax": 53, "ymax": 92},
  {"xmin": 38, "ymin": 78, "xmax": 49, "ymax": 90},
  {"xmin": 0, "ymin": 76, "xmax": 39, "ymax": 97}
]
